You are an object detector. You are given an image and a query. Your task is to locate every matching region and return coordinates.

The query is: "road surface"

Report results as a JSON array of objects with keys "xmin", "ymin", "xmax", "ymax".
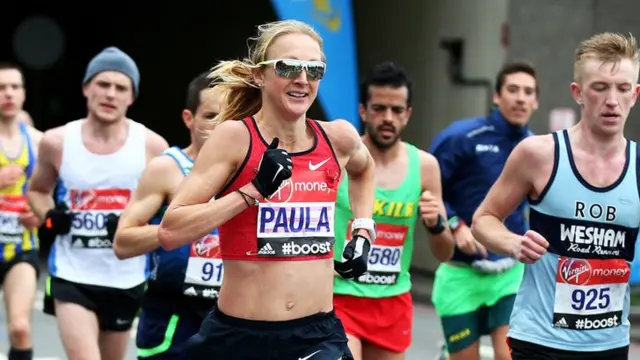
[{"xmin": 1, "ymin": 277, "xmax": 640, "ymax": 359}]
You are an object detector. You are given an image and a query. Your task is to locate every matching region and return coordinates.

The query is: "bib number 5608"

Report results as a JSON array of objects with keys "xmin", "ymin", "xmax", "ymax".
[{"xmin": 571, "ymin": 288, "xmax": 610, "ymax": 311}]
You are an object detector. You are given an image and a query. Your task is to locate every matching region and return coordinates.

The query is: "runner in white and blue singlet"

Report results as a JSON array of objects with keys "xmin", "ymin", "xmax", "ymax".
[{"xmin": 113, "ymin": 73, "xmax": 223, "ymax": 360}]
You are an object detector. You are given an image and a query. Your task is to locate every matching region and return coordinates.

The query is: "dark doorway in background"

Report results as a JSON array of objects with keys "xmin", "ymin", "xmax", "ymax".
[{"xmin": 4, "ymin": 3, "xmax": 327, "ymax": 147}]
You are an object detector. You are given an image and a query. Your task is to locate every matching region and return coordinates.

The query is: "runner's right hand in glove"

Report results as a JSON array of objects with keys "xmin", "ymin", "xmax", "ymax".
[
  {"xmin": 44, "ymin": 202, "xmax": 72, "ymax": 236},
  {"xmin": 252, "ymin": 137, "xmax": 293, "ymax": 198},
  {"xmin": 334, "ymin": 234, "xmax": 371, "ymax": 279}
]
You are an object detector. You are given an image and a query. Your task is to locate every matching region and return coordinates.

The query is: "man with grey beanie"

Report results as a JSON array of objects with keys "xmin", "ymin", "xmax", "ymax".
[{"xmin": 27, "ymin": 46, "xmax": 168, "ymax": 360}]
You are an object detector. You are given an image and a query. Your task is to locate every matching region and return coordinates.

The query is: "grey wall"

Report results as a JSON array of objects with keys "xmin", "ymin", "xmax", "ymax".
[
  {"xmin": 508, "ymin": 0, "xmax": 640, "ymax": 138},
  {"xmin": 354, "ymin": 0, "xmax": 509, "ymax": 273}
]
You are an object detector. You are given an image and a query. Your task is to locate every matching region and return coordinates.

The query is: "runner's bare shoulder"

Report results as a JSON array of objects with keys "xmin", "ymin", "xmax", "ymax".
[
  {"xmin": 513, "ymin": 134, "xmax": 553, "ymax": 164},
  {"xmin": 200, "ymin": 119, "xmax": 250, "ymax": 170},
  {"xmin": 141, "ymin": 154, "xmax": 184, "ymax": 197},
  {"xmin": 39, "ymin": 126, "xmax": 65, "ymax": 161},
  {"xmin": 416, "ymin": 148, "xmax": 439, "ymax": 172},
  {"xmin": 508, "ymin": 134, "xmax": 555, "ymax": 186},
  {"xmin": 24, "ymin": 125, "xmax": 43, "ymax": 143},
  {"xmin": 316, "ymin": 119, "xmax": 359, "ymax": 158},
  {"xmin": 143, "ymin": 127, "xmax": 169, "ymax": 159}
]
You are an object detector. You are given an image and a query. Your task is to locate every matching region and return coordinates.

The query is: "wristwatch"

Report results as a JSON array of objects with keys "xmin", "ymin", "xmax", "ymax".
[
  {"xmin": 448, "ymin": 216, "xmax": 465, "ymax": 233},
  {"xmin": 425, "ymin": 214, "xmax": 447, "ymax": 235},
  {"xmin": 351, "ymin": 218, "xmax": 377, "ymax": 241}
]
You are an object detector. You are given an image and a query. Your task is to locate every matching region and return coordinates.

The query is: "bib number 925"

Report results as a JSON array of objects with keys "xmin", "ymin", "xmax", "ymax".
[
  {"xmin": 72, "ymin": 213, "xmax": 107, "ymax": 230},
  {"xmin": 571, "ymin": 288, "xmax": 610, "ymax": 311}
]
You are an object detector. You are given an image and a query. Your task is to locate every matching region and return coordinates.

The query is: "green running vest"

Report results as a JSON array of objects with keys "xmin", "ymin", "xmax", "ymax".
[{"xmin": 333, "ymin": 143, "xmax": 421, "ymax": 298}]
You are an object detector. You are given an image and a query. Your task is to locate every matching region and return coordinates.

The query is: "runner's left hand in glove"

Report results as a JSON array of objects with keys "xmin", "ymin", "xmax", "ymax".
[
  {"xmin": 106, "ymin": 214, "xmax": 120, "ymax": 239},
  {"xmin": 334, "ymin": 234, "xmax": 371, "ymax": 279}
]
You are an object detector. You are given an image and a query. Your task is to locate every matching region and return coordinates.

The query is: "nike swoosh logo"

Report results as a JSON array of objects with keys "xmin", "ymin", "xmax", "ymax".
[
  {"xmin": 299, "ymin": 350, "xmax": 321, "ymax": 360},
  {"xmin": 309, "ymin": 158, "xmax": 330, "ymax": 171},
  {"xmin": 272, "ymin": 163, "xmax": 284, "ymax": 183}
]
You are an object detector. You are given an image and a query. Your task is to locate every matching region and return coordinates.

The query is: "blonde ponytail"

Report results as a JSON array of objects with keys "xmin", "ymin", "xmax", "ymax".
[{"xmin": 208, "ymin": 59, "xmax": 262, "ymax": 124}]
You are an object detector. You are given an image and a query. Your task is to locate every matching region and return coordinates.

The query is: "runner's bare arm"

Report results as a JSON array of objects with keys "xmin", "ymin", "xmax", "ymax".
[
  {"xmin": 471, "ymin": 136, "xmax": 548, "ymax": 255},
  {"xmin": 145, "ymin": 129, "xmax": 169, "ymax": 162},
  {"xmin": 158, "ymin": 120, "xmax": 257, "ymax": 250},
  {"xmin": 27, "ymin": 127, "xmax": 63, "ymax": 221},
  {"xmin": 324, "ymin": 120, "xmax": 375, "ymax": 230},
  {"xmin": 419, "ymin": 150, "xmax": 455, "ymax": 261},
  {"xmin": 27, "ymin": 126, "xmax": 43, "ymax": 150},
  {"xmin": 19, "ymin": 110, "xmax": 33, "ymax": 127},
  {"xmin": 19, "ymin": 127, "xmax": 45, "ymax": 227},
  {"xmin": 114, "ymin": 156, "xmax": 176, "ymax": 259}
]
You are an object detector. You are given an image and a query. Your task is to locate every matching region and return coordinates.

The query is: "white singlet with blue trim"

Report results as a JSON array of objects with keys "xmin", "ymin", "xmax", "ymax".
[{"xmin": 48, "ymin": 119, "xmax": 147, "ymax": 289}]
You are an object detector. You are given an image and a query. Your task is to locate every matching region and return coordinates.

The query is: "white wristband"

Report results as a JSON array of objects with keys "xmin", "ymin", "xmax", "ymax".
[{"xmin": 351, "ymin": 218, "xmax": 376, "ymax": 241}]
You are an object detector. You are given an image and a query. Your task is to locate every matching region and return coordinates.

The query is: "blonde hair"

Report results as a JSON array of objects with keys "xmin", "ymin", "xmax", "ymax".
[
  {"xmin": 574, "ymin": 32, "xmax": 640, "ymax": 81},
  {"xmin": 208, "ymin": 20, "xmax": 324, "ymax": 124}
]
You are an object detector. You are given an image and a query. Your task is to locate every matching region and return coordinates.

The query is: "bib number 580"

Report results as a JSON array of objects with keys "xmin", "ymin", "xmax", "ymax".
[
  {"xmin": 368, "ymin": 248, "xmax": 401, "ymax": 266},
  {"xmin": 571, "ymin": 288, "xmax": 610, "ymax": 311}
]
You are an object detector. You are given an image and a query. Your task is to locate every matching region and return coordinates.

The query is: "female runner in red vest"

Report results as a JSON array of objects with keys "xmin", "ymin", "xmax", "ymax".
[{"xmin": 158, "ymin": 20, "xmax": 377, "ymax": 360}]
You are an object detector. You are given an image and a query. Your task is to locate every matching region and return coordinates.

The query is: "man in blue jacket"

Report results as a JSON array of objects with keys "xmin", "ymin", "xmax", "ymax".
[{"xmin": 430, "ymin": 61, "xmax": 538, "ymax": 360}]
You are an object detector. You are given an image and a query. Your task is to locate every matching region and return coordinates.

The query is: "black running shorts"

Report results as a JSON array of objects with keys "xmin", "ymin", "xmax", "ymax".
[
  {"xmin": 44, "ymin": 275, "xmax": 144, "ymax": 331},
  {"xmin": 0, "ymin": 250, "xmax": 40, "ymax": 284},
  {"xmin": 187, "ymin": 304, "xmax": 353, "ymax": 360},
  {"xmin": 508, "ymin": 337, "xmax": 628, "ymax": 360}
]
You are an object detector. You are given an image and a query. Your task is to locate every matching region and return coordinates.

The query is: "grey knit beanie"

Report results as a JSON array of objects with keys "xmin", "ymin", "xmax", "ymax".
[{"xmin": 82, "ymin": 47, "xmax": 140, "ymax": 98}]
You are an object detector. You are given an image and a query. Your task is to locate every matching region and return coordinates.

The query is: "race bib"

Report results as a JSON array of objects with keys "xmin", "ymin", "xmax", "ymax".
[
  {"xmin": 553, "ymin": 257, "xmax": 629, "ymax": 330},
  {"xmin": 255, "ymin": 201, "xmax": 335, "ymax": 257},
  {"xmin": 183, "ymin": 233, "xmax": 222, "ymax": 299},
  {"xmin": 0, "ymin": 195, "xmax": 28, "ymax": 244},
  {"xmin": 69, "ymin": 189, "xmax": 130, "ymax": 249},
  {"xmin": 346, "ymin": 222, "xmax": 408, "ymax": 285}
]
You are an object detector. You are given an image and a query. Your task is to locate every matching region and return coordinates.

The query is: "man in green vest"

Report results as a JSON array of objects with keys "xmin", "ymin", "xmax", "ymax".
[{"xmin": 333, "ymin": 62, "xmax": 455, "ymax": 360}]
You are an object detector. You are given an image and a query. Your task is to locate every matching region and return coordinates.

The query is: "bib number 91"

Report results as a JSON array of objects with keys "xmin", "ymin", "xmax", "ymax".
[
  {"xmin": 368, "ymin": 248, "xmax": 401, "ymax": 266},
  {"xmin": 72, "ymin": 213, "xmax": 107, "ymax": 230},
  {"xmin": 202, "ymin": 262, "xmax": 223, "ymax": 283},
  {"xmin": 571, "ymin": 288, "xmax": 610, "ymax": 311}
]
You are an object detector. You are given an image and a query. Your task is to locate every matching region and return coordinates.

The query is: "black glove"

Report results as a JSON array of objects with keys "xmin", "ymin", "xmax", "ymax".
[
  {"xmin": 44, "ymin": 202, "xmax": 72, "ymax": 236},
  {"xmin": 334, "ymin": 234, "xmax": 371, "ymax": 279},
  {"xmin": 105, "ymin": 213, "xmax": 120, "ymax": 239},
  {"xmin": 251, "ymin": 137, "xmax": 293, "ymax": 198}
]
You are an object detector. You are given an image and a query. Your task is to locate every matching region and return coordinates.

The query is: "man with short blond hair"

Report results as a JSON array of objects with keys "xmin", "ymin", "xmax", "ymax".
[{"xmin": 472, "ymin": 32, "xmax": 640, "ymax": 359}]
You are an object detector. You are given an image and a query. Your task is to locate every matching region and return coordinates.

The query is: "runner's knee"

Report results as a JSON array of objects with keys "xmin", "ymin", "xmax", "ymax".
[
  {"xmin": 8, "ymin": 316, "xmax": 31, "ymax": 345},
  {"xmin": 448, "ymin": 341, "xmax": 481, "ymax": 360}
]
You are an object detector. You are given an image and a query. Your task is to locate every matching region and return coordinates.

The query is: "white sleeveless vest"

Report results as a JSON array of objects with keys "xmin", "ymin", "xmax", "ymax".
[{"xmin": 49, "ymin": 119, "xmax": 147, "ymax": 288}]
